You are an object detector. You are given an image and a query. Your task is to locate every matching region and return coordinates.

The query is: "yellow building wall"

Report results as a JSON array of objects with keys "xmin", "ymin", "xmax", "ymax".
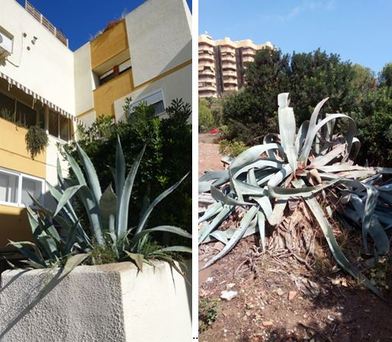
[
  {"xmin": 0, "ymin": 206, "xmax": 32, "ymax": 250},
  {"xmin": 0, "ymin": 118, "xmax": 46, "ymax": 178},
  {"xmin": 0, "ymin": 117, "xmax": 46, "ymax": 249},
  {"xmin": 90, "ymin": 20, "xmax": 129, "ymax": 70},
  {"xmin": 93, "ymin": 71, "xmax": 134, "ymax": 116}
]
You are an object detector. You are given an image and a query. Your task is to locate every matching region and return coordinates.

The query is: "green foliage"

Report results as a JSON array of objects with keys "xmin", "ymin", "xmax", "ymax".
[
  {"xmin": 354, "ymin": 87, "xmax": 392, "ymax": 166},
  {"xmin": 199, "ymin": 298, "xmax": 219, "ymax": 332},
  {"xmin": 219, "ymin": 139, "xmax": 247, "ymax": 158},
  {"xmin": 25, "ymin": 125, "xmax": 49, "ymax": 159},
  {"xmin": 222, "ymin": 50, "xmax": 392, "ymax": 168},
  {"xmin": 199, "ymin": 99, "xmax": 215, "ymax": 132},
  {"xmin": 379, "ymin": 63, "xmax": 392, "ymax": 87},
  {"xmin": 0, "ymin": 108, "xmax": 13, "ymax": 121},
  {"xmin": 200, "ymin": 93, "xmax": 392, "ymax": 297},
  {"xmin": 199, "ymin": 98, "xmax": 224, "ymax": 133},
  {"xmin": 10, "ymin": 138, "xmax": 191, "ymax": 270},
  {"xmin": 68, "ymin": 98, "xmax": 191, "ymax": 233}
]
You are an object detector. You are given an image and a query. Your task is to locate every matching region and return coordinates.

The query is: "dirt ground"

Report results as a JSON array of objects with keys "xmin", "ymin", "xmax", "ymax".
[{"xmin": 198, "ymin": 135, "xmax": 392, "ymax": 342}]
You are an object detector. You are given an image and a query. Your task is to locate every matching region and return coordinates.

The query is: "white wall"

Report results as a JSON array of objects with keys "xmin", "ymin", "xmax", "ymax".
[
  {"xmin": 114, "ymin": 64, "xmax": 191, "ymax": 121},
  {"xmin": 45, "ymin": 136, "xmax": 69, "ymax": 187},
  {"xmin": 125, "ymin": 0, "xmax": 191, "ymax": 87},
  {"xmin": 0, "ymin": 0, "xmax": 75, "ymax": 114},
  {"xmin": 0, "ymin": 261, "xmax": 192, "ymax": 342},
  {"xmin": 74, "ymin": 43, "xmax": 94, "ymax": 115}
]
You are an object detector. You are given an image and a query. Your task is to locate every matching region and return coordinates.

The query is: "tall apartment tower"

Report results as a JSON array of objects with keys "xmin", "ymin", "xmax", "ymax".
[{"xmin": 198, "ymin": 34, "xmax": 273, "ymax": 97}]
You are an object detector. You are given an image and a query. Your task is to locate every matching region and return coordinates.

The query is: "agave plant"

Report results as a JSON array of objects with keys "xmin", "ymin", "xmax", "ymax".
[
  {"xmin": 10, "ymin": 137, "xmax": 191, "ymax": 270},
  {"xmin": 199, "ymin": 93, "xmax": 392, "ymax": 296}
]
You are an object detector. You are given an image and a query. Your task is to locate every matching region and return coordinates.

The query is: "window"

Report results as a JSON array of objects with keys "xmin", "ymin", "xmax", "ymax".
[
  {"xmin": 16, "ymin": 101, "xmax": 36, "ymax": 127},
  {"xmin": 131, "ymin": 90, "xmax": 165, "ymax": 116},
  {"xmin": 98, "ymin": 58, "xmax": 132, "ymax": 86},
  {"xmin": 0, "ymin": 170, "xmax": 18, "ymax": 204},
  {"xmin": 59, "ymin": 115, "xmax": 70, "ymax": 141},
  {"xmin": 0, "ymin": 169, "xmax": 43, "ymax": 207},
  {"xmin": 49, "ymin": 110, "xmax": 59, "ymax": 137},
  {"xmin": 21, "ymin": 176, "xmax": 42, "ymax": 207},
  {"xmin": 0, "ymin": 91, "xmax": 15, "ymax": 122}
]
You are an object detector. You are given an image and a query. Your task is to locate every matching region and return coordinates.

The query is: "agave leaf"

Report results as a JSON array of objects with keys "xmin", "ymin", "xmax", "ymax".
[
  {"xmin": 64, "ymin": 151, "xmax": 87, "ymax": 186},
  {"xmin": 132, "ymin": 225, "xmax": 192, "ymax": 245},
  {"xmin": 362, "ymin": 185, "xmax": 378, "ymax": 253},
  {"xmin": 153, "ymin": 246, "xmax": 192, "ymax": 254},
  {"xmin": 61, "ymin": 253, "xmax": 89, "ymax": 278},
  {"xmin": 251, "ymin": 196, "xmax": 272, "ymax": 218},
  {"xmin": 198, "ymin": 202, "xmax": 223, "ymax": 224},
  {"xmin": 233, "ymin": 159, "xmax": 283, "ymax": 179},
  {"xmin": 210, "ymin": 186, "xmax": 251, "ymax": 206},
  {"xmin": 200, "ymin": 170, "xmax": 229, "ymax": 182},
  {"xmin": 301, "ymin": 114, "xmax": 356, "ymax": 163},
  {"xmin": 267, "ymin": 164, "xmax": 293, "ymax": 187},
  {"xmin": 309, "ymin": 144, "xmax": 346, "ymax": 168},
  {"xmin": 56, "ymin": 157, "xmax": 67, "ymax": 189},
  {"xmin": 257, "ymin": 211, "xmax": 266, "ymax": 251},
  {"xmin": 209, "ymin": 230, "xmax": 229, "ymax": 245},
  {"xmin": 63, "ymin": 220, "xmax": 80, "ymax": 255},
  {"xmin": 114, "ymin": 136, "xmax": 126, "ymax": 201},
  {"xmin": 232, "ymin": 178, "xmax": 267, "ymax": 197},
  {"xmin": 76, "ymin": 143, "xmax": 102, "ymax": 202},
  {"xmin": 295, "ymin": 120, "xmax": 309, "ymax": 153},
  {"xmin": 305, "ymin": 196, "xmax": 381, "ymax": 297},
  {"xmin": 229, "ymin": 143, "xmax": 282, "ymax": 171},
  {"xmin": 100, "ymin": 185, "xmax": 117, "ymax": 234},
  {"xmin": 8, "ymin": 240, "xmax": 47, "ymax": 268},
  {"xmin": 203, "ymin": 206, "xmax": 258, "ymax": 269},
  {"xmin": 79, "ymin": 187, "xmax": 104, "ymax": 246},
  {"xmin": 136, "ymin": 173, "xmax": 188, "ymax": 234},
  {"xmin": 198, "ymin": 205, "xmax": 234, "ymax": 244},
  {"xmin": 268, "ymin": 180, "xmax": 339, "ymax": 199},
  {"xmin": 278, "ymin": 93, "xmax": 297, "ymax": 172},
  {"xmin": 368, "ymin": 216, "xmax": 390, "ymax": 256},
  {"xmin": 125, "ymin": 251, "xmax": 145, "ymax": 271},
  {"xmin": 199, "ymin": 181, "xmax": 212, "ymax": 193},
  {"xmin": 53, "ymin": 185, "xmax": 84, "ymax": 217},
  {"xmin": 299, "ymin": 97, "xmax": 329, "ymax": 161},
  {"xmin": 204, "ymin": 223, "xmax": 257, "ymax": 244},
  {"xmin": 117, "ymin": 146, "xmax": 146, "ymax": 239}
]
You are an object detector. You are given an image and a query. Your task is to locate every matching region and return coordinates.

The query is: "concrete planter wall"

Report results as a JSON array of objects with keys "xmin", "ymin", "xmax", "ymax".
[{"xmin": 0, "ymin": 261, "xmax": 191, "ymax": 342}]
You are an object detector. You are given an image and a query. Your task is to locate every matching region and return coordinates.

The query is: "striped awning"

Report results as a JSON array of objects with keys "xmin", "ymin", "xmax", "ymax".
[{"xmin": 0, "ymin": 71, "xmax": 83, "ymax": 125}]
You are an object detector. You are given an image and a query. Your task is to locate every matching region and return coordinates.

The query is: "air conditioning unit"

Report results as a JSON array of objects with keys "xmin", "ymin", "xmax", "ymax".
[{"xmin": 0, "ymin": 32, "xmax": 13, "ymax": 58}]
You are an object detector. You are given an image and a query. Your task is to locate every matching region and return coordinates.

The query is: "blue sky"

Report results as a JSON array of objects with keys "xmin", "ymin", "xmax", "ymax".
[
  {"xmin": 200, "ymin": 0, "xmax": 392, "ymax": 73},
  {"xmin": 20, "ymin": 0, "xmax": 192, "ymax": 51}
]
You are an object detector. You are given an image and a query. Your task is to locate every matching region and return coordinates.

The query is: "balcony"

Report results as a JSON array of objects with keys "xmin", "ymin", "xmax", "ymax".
[
  {"xmin": 24, "ymin": 1, "xmax": 68, "ymax": 46},
  {"xmin": 199, "ymin": 53, "xmax": 214, "ymax": 62},
  {"xmin": 221, "ymin": 60, "xmax": 237, "ymax": 71},
  {"xmin": 221, "ymin": 54, "xmax": 236, "ymax": 62},
  {"xmin": 199, "ymin": 59, "xmax": 215, "ymax": 68},
  {"xmin": 242, "ymin": 56, "xmax": 255, "ymax": 63},
  {"xmin": 220, "ymin": 46, "xmax": 235, "ymax": 54},
  {"xmin": 222, "ymin": 70, "xmax": 237, "ymax": 77}
]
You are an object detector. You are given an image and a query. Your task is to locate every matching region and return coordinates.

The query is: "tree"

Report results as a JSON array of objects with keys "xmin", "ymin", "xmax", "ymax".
[
  {"xmin": 199, "ymin": 98, "xmax": 214, "ymax": 132},
  {"xmin": 68, "ymin": 98, "xmax": 192, "ymax": 233},
  {"xmin": 379, "ymin": 63, "xmax": 392, "ymax": 87},
  {"xmin": 223, "ymin": 49, "xmax": 366, "ymax": 144}
]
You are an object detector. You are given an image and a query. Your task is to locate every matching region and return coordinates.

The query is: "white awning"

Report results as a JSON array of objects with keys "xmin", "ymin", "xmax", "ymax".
[{"xmin": 0, "ymin": 71, "xmax": 83, "ymax": 125}]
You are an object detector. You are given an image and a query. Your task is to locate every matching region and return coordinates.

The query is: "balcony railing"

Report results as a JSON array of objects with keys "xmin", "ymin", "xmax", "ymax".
[{"xmin": 25, "ymin": 1, "xmax": 68, "ymax": 47}]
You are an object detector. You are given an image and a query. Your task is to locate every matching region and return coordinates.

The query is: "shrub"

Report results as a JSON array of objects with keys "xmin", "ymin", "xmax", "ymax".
[{"xmin": 219, "ymin": 139, "xmax": 247, "ymax": 158}]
